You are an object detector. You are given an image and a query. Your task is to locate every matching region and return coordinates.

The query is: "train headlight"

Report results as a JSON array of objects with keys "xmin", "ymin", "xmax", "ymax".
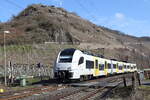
[{"xmin": 55, "ymin": 67, "xmax": 60, "ymax": 71}]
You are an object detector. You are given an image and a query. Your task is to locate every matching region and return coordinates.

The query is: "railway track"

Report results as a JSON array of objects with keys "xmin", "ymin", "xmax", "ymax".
[
  {"xmin": 0, "ymin": 81, "xmax": 122, "ymax": 100},
  {"xmin": 0, "ymin": 73, "xmax": 133, "ymax": 100},
  {"xmin": 60, "ymin": 80, "xmax": 123, "ymax": 100},
  {"xmin": 0, "ymin": 86, "xmax": 49, "ymax": 97},
  {"xmin": 31, "ymin": 79, "xmax": 123, "ymax": 100},
  {"xmin": 0, "ymin": 85, "xmax": 66, "ymax": 100}
]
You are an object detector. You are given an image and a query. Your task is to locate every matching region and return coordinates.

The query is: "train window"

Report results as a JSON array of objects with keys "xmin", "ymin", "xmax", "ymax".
[
  {"xmin": 59, "ymin": 48, "xmax": 76, "ymax": 63},
  {"xmin": 116, "ymin": 63, "xmax": 118, "ymax": 69},
  {"xmin": 113, "ymin": 64, "xmax": 116, "ymax": 69},
  {"xmin": 99, "ymin": 64, "xmax": 104, "ymax": 70},
  {"xmin": 134, "ymin": 66, "xmax": 136, "ymax": 69},
  {"xmin": 59, "ymin": 56, "xmax": 72, "ymax": 63},
  {"xmin": 108, "ymin": 63, "xmax": 111, "ymax": 69},
  {"xmin": 119, "ymin": 66, "xmax": 122, "ymax": 70},
  {"xmin": 95, "ymin": 60, "xmax": 98, "ymax": 69},
  {"xmin": 78, "ymin": 57, "xmax": 84, "ymax": 65},
  {"xmin": 86, "ymin": 60, "xmax": 94, "ymax": 69},
  {"xmin": 124, "ymin": 65, "xmax": 126, "ymax": 69},
  {"xmin": 60, "ymin": 48, "xmax": 76, "ymax": 56},
  {"xmin": 127, "ymin": 66, "xmax": 130, "ymax": 69}
]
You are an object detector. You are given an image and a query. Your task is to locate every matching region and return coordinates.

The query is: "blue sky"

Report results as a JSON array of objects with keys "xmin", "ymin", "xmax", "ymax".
[{"xmin": 0, "ymin": 0, "xmax": 150, "ymax": 37}]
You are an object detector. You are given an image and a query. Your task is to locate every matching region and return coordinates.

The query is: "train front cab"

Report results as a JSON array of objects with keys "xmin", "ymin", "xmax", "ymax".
[
  {"xmin": 54, "ymin": 48, "xmax": 86, "ymax": 80},
  {"xmin": 54, "ymin": 48, "xmax": 76, "ymax": 80}
]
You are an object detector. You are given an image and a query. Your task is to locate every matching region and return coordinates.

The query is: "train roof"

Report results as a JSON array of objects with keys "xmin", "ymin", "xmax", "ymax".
[
  {"xmin": 61, "ymin": 48, "xmax": 136, "ymax": 65},
  {"xmin": 81, "ymin": 50, "xmax": 104, "ymax": 58}
]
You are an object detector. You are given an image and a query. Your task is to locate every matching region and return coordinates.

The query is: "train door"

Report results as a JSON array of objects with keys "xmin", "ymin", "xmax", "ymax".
[
  {"xmin": 123, "ymin": 64, "xmax": 125, "ymax": 73},
  {"xmin": 112, "ymin": 61, "xmax": 117, "ymax": 74},
  {"xmin": 111, "ymin": 61, "xmax": 113, "ymax": 74},
  {"xmin": 104, "ymin": 61, "xmax": 108, "ymax": 75},
  {"xmin": 116, "ymin": 63, "xmax": 119, "ymax": 73},
  {"xmin": 122, "ymin": 63, "xmax": 125, "ymax": 73},
  {"xmin": 94, "ymin": 58, "xmax": 99, "ymax": 76}
]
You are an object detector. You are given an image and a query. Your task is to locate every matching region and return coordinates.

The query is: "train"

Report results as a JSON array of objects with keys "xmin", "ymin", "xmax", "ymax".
[{"xmin": 54, "ymin": 48, "xmax": 137, "ymax": 81}]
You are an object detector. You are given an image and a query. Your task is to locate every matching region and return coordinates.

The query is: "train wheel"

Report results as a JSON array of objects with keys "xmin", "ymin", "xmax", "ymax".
[
  {"xmin": 80, "ymin": 76, "xmax": 84, "ymax": 81},
  {"xmin": 56, "ymin": 78, "xmax": 63, "ymax": 83},
  {"xmin": 85, "ymin": 76, "xmax": 88, "ymax": 81},
  {"xmin": 89, "ymin": 75, "xmax": 93, "ymax": 80},
  {"xmin": 83, "ymin": 76, "xmax": 86, "ymax": 81},
  {"xmin": 87, "ymin": 75, "xmax": 90, "ymax": 80}
]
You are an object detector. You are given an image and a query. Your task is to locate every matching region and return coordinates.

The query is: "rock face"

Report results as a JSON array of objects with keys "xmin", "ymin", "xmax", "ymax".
[
  {"xmin": 0, "ymin": 4, "xmax": 150, "ymax": 68},
  {"xmin": 0, "ymin": 4, "xmax": 82, "ymax": 44},
  {"xmin": 0, "ymin": 4, "xmax": 148, "ymax": 45},
  {"xmin": 0, "ymin": 4, "xmax": 138, "ymax": 45}
]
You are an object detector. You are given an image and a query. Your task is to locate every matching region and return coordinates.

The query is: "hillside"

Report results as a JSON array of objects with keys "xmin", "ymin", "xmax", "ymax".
[
  {"xmin": 0, "ymin": 4, "xmax": 150, "ymax": 69},
  {"xmin": 0, "ymin": 4, "xmax": 139, "ymax": 45}
]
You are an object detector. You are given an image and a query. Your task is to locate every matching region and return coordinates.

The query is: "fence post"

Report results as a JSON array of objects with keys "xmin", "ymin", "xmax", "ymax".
[
  {"xmin": 146, "ymin": 71, "xmax": 149, "ymax": 79},
  {"xmin": 137, "ymin": 73, "xmax": 141, "ymax": 86},
  {"xmin": 123, "ymin": 77, "xmax": 127, "ymax": 87},
  {"xmin": 132, "ymin": 75, "xmax": 134, "ymax": 88},
  {"xmin": 148, "ymin": 72, "xmax": 150, "ymax": 79},
  {"xmin": 132, "ymin": 72, "xmax": 137, "ymax": 91}
]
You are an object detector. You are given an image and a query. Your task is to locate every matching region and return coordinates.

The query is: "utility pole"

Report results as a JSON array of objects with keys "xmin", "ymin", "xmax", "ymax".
[
  {"xmin": 102, "ymin": 48, "xmax": 105, "ymax": 56},
  {"xmin": 4, "ymin": 31, "xmax": 10, "ymax": 86},
  {"xmin": 139, "ymin": 40, "xmax": 143, "ymax": 69}
]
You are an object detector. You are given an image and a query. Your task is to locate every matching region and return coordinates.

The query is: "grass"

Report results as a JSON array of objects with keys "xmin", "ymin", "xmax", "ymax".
[
  {"xmin": 0, "ymin": 78, "xmax": 40, "ymax": 92},
  {"xmin": 8, "ymin": 85, "xmax": 37, "ymax": 92},
  {"xmin": 7, "ymin": 77, "xmax": 50, "ymax": 90},
  {"xmin": 138, "ymin": 85, "xmax": 150, "ymax": 90},
  {"xmin": 0, "ymin": 43, "xmax": 78, "ymax": 53},
  {"xmin": 26, "ymin": 77, "xmax": 41, "ymax": 85},
  {"xmin": 0, "ymin": 44, "xmax": 33, "ymax": 53},
  {"xmin": 0, "ymin": 43, "xmax": 79, "ymax": 62},
  {"xmin": 26, "ymin": 77, "xmax": 50, "ymax": 85},
  {"xmin": 137, "ymin": 85, "xmax": 150, "ymax": 100}
]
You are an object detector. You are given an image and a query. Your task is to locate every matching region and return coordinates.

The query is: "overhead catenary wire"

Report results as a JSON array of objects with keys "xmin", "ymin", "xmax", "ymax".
[
  {"xmin": 72, "ymin": 0, "xmax": 97, "ymax": 22},
  {"xmin": 1, "ymin": 0, "xmax": 25, "ymax": 21},
  {"xmin": 5, "ymin": 0, "xmax": 24, "ymax": 9},
  {"xmin": 0, "ymin": 2, "xmax": 19, "ymax": 21}
]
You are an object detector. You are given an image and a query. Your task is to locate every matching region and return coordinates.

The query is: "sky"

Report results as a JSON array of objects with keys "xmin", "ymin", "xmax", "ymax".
[{"xmin": 0, "ymin": 0, "xmax": 150, "ymax": 37}]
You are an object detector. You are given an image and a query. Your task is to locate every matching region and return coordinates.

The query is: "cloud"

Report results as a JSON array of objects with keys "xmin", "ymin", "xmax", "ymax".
[
  {"xmin": 115, "ymin": 13, "xmax": 125, "ymax": 20},
  {"xmin": 91, "ymin": 13, "xmax": 127, "ymax": 28},
  {"xmin": 91, "ymin": 13, "xmax": 150, "ymax": 37}
]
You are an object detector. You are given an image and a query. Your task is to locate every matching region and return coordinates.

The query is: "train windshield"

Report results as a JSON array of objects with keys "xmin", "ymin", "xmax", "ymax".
[{"xmin": 59, "ymin": 48, "xmax": 76, "ymax": 63}]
